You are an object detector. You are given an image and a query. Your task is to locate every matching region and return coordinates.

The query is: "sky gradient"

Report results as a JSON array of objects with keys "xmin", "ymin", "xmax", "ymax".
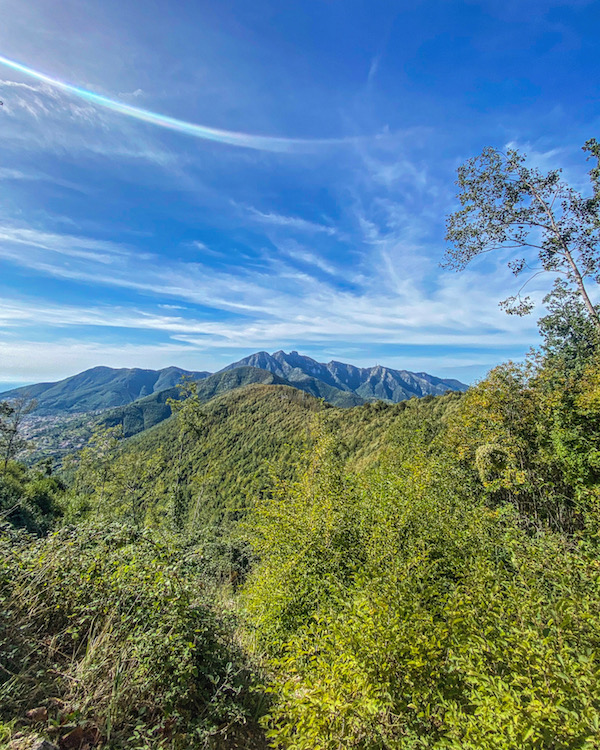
[{"xmin": 1, "ymin": 0, "xmax": 599, "ymax": 388}]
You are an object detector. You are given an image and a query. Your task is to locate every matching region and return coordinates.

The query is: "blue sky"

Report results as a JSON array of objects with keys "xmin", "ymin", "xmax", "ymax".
[{"xmin": 0, "ymin": 0, "xmax": 598, "ymax": 388}]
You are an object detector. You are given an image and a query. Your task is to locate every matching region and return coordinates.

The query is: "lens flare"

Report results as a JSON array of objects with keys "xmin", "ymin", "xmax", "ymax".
[{"xmin": 0, "ymin": 54, "xmax": 349, "ymax": 153}]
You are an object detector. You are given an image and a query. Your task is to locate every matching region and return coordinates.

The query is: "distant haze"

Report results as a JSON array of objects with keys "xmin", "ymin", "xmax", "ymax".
[{"xmin": 0, "ymin": 382, "xmax": 32, "ymax": 392}]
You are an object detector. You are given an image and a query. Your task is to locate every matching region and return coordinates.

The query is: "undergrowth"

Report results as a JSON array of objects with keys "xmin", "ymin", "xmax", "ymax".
[{"xmin": 0, "ymin": 522, "xmax": 267, "ymax": 749}]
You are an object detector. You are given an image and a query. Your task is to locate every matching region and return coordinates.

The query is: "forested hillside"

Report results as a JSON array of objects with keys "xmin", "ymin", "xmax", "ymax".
[
  {"xmin": 69, "ymin": 383, "xmax": 461, "ymax": 528},
  {"xmin": 1, "ymin": 384, "xmax": 466, "ymax": 749},
  {"xmin": 3, "ymin": 329, "xmax": 600, "ymax": 748},
  {"xmin": 7, "ymin": 357, "xmax": 466, "ymax": 463},
  {"xmin": 2, "ymin": 142, "xmax": 600, "ymax": 749}
]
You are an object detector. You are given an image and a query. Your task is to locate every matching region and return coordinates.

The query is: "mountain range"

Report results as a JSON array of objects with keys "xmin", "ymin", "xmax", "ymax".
[
  {"xmin": 0, "ymin": 366, "xmax": 210, "ymax": 415},
  {"xmin": 0, "ymin": 351, "xmax": 467, "ymax": 427},
  {"xmin": 222, "ymin": 350, "xmax": 467, "ymax": 402}
]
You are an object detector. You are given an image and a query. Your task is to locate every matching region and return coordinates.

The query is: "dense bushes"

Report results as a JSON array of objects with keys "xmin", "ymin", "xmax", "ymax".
[
  {"xmin": 256, "ymin": 492, "xmax": 600, "ymax": 748},
  {"xmin": 0, "ymin": 523, "xmax": 266, "ymax": 749},
  {"xmin": 243, "ymin": 379, "xmax": 600, "ymax": 748},
  {"xmin": 3, "ymin": 340, "xmax": 600, "ymax": 748},
  {"xmin": 446, "ymin": 354, "xmax": 600, "ymax": 533},
  {"xmin": 0, "ymin": 461, "xmax": 63, "ymax": 535}
]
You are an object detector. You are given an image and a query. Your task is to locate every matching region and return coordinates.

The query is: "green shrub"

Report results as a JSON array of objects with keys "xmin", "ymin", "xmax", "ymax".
[
  {"xmin": 244, "ymin": 422, "xmax": 600, "ymax": 748},
  {"xmin": 0, "ymin": 522, "xmax": 265, "ymax": 749},
  {"xmin": 264, "ymin": 502, "xmax": 600, "ymax": 748},
  {"xmin": 0, "ymin": 461, "xmax": 63, "ymax": 534}
]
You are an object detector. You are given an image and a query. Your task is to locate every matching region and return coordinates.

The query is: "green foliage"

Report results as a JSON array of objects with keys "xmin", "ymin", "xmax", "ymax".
[
  {"xmin": 266, "ymin": 523, "xmax": 600, "ymax": 749},
  {"xmin": 474, "ymin": 442, "xmax": 510, "ymax": 484},
  {"xmin": 244, "ymin": 404, "xmax": 600, "ymax": 748},
  {"xmin": 0, "ymin": 398, "xmax": 36, "ymax": 471},
  {"xmin": 104, "ymin": 366, "xmax": 304, "ymax": 438},
  {"xmin": 0, "ymin": 460, "xmax": 63, "ymax": 534},
  {"xmin": 0, "ymin": 523, "xmax": 265, "ymax": 749},
  {"xmin": 9, "ymin": 338, "xmax": 600, "ymax": 749},
  {"xmin": 445, "ymin": 349, "xmax": 600, "ymax": 533},
  {"xmin": 243, "ymin": 400, "xmax": 471, "ymax": 642},
  {"xmin": 0, "ymin": 400, "xmax": 65, "ymax": 534},
  {"xmin": 113, "ymin": 384, "xmax": 461, "ymax": 532},
  {"xmin": 242, "ymin": 422, "xmax": 367, "ymax": 650},
  {"xmin": 444, "ymin": 143, "xmax": 600, "ymax": 329},
  {"xmin": 538, "ymin": 280, "xmax": 599, "ymax": 368}
]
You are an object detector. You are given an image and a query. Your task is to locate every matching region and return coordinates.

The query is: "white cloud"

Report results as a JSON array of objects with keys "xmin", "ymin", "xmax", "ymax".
[
  {"xmin": 0, "ymin": 168, "xmax": 30, "ymax": 180},
  {"xmin": 0, "ymin": 74, "xmax": 186, "ymax": 174},
  {"xmin": 0, "ymin": 338, "xmax": 198, "ymax": 383},
  {"xmin": 118, "ymin": 88, "xmax": 144, "ymax": 98},
  {"xmin": 0, "ymin": 244, "xmax": 541, "ymax": 355},
  {"xmin": 0, "ymin": 225, "xmax": 131, "ymax": 262},
  {"xmin": 245, "ymin": 206, "xmax": 339, "ymax": 236},
  {"xmin": 271, "ymin": 239, "xmax": 338, "ymax": 276},
  {"xmin": 0, "ymin": 6, "xmax": 563, "ymax": 388},
  {"xmin": 0, "ymin": 167, "xmax": 86, "ymax": 193},
  {"xmin": 367, "ymin": 54, "xmax": 381, "ymax": 86}
]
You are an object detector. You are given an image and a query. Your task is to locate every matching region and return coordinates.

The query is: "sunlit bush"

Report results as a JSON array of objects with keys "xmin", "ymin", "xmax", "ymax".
[{"xmin": 0, "ymin": 522, "xmax": 264, "ymax": 749}]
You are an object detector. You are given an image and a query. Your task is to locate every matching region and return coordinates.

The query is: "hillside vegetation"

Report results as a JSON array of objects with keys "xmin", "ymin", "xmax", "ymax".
[
  {"xmin": 11, "ymin": 358, "xmax": 466, "ymax": 469},
  {"xmin": 3, "ymin": 323, "xmax": 600, "ymax": 747},
  {"xmin": 2, "ymin": 137, "xmax": 600, "ymax": 747},
  {"xmin": 1, "ymin": 386, "xmax": 465, "ymax": 748},
  {"xmin": 90, "ymin": 356, "xmax": 463, "ymax": 440},
  {"xmin": 101, "ymin": 367, "xmax": 293, "ymax": 438},
  {"xmin": 80, "ymin": 383, "xmax": 459, "ymax": 526},
  {"xmin": 243, "ymin": 351, "xmax": 600, "ymax": 748}
]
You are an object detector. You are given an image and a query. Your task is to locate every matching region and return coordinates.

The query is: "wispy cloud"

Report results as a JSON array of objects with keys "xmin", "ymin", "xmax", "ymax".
[
  {"xmin": 0, "ymin": 242, "xmax": 542, "ymax": 350},
  {"xmin": 118, "ymin": 88, "xmax": 144, "ymax": 98},
  {"xmin": 367, "ymin": 54, "xmax": 382, "ymax": 86},
  {"xmin": 0, "ymin": 168, "xmax": 33, "ymax": 181},
  {"xmin": 0, "ymin": 225, "xmax": 132, "ymax": 264},
  {"xmin": 0, "ymin": 73, "xmax": 187, "ymax": 173},
  {"xmin": 1, "ymin": 0, "xmax": 589, "ymax": 389},
  {"xmin": 245, "ymin": 206, "xmax": 339, "ymax": 236},
  {"xmin": 274, "ymin": 239, "xmax": 338, "ymax": 276}
]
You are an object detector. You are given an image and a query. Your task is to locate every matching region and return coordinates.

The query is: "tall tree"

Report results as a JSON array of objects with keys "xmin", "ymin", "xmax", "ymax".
[
  {"xmin": 444, "ymin": 140, "xmax": 600, "ymax": 331},
  {"xmin": 74, "ymin": 425, "xmax": 123, "ymax": 512},
  {"xmin": 0, "ymin": 398, "xmax": 36, "ymax": 472}
]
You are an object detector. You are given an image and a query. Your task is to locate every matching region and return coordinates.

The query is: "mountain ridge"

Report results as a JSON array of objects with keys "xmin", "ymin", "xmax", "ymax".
[
  {"xmin": 0, "ymin": 365, "xmax": 210, "ymax": 415},
  {"xmin": 0, "ymin": 351, "xmax": 467, "ymax": 418},
  {"xmin": 220, "ymin": 350, "xmax": 468, "ymax": 402}
]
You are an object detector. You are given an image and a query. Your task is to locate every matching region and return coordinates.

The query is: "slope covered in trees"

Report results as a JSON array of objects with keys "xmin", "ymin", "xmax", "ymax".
[
  {"xmin": 243, "ymin": 345, "xmax": 600, "ymax": 748},
  {"xmin": 74, "ymin": 383, "xmax": 459, "ymax": 526},
  {"xmin": 2, "ymin": 142, "xmax": 600, "ymax": 749},
  {"xmin": 3, "ymin": 339, "xmax": 600, "ymax": 748},
  {"xmin": 1, "ymin": 386, "xmax": 463, "ymax": 748},
  {"xmin": 101, "ymin": 365, "xmax": 366, "ymax": 439}
]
